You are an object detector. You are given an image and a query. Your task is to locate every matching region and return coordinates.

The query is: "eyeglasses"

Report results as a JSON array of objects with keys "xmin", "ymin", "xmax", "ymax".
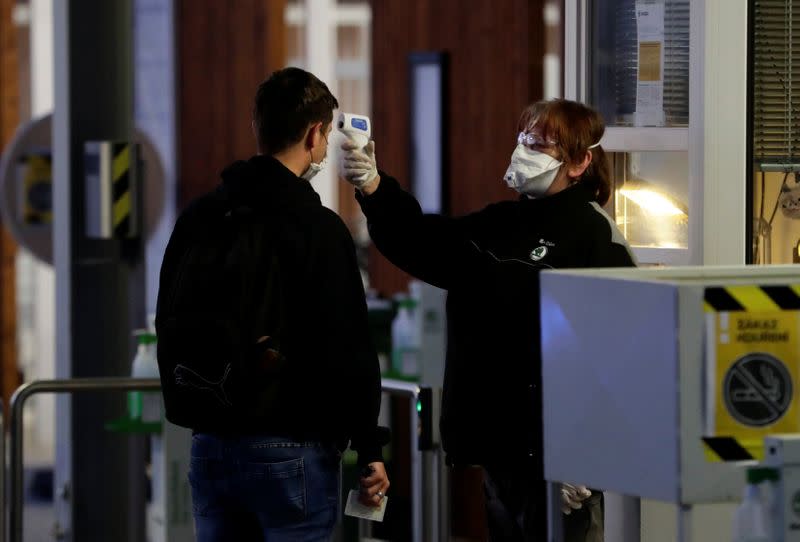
[{"xmin": 517, "ymin": 131, "xmax": 558, "ymax": 149}]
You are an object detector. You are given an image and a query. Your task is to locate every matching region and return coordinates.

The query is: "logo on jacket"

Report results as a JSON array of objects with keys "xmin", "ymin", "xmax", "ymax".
[
  {"xmin": 174, "ymin": 363, "xmax": 233, "ymax": 407},
  {"xmin": 530, "ymin": 246, "xmax": 549, "ymax": 261}
]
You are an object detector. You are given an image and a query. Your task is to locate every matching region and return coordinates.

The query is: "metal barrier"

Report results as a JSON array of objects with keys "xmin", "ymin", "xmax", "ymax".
[
  {"xmin": 8, "ymin": 377, "xmax": 437, "ymax": 542},
  {"xmin": 8, "ymin": 378, "xmax": 161, "ymax": 542},
  {"xmin": 378, "ymin": 379, "xmax": 429, "ymax": 542}
]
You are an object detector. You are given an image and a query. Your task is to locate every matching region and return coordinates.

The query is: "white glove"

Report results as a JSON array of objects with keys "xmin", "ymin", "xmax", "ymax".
[
  {"xmin": 341, "ymin": 139, "xmax": 379, "ymax": 189},
  {"xmin": 560, "ymin": 483, "xmax": 591, "ymax": 515}
]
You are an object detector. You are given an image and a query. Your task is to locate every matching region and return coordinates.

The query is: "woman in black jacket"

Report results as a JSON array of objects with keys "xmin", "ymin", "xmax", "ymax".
[{"xmin": 342, "ymin": 99, "xmax": 636, "ymax": 541}]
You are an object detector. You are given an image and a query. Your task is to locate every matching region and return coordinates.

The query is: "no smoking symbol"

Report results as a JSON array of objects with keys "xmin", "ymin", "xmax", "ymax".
[{"xmin": 723, "ymin": 353, "xmax": 792, "ymax": 427}]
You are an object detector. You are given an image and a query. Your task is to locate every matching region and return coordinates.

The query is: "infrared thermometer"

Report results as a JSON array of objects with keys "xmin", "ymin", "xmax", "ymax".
[
  {"xmin": 338, "ymin": 112, "xmax": 372, "ymax": 183},
  {"xmin": 337, "ymin": 112, "xmax": 371, "ymax": 148}
]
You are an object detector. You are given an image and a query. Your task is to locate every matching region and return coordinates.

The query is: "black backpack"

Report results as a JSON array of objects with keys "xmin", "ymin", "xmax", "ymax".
[{"xmin": 155, "ymin": 186, "xmax": 287, "ymax": 430}]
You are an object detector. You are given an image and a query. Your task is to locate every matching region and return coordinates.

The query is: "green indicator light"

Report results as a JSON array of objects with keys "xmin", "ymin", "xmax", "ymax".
[{"xmin": 416, "ymin": 400, "xmax": 422, "ymax": 413}]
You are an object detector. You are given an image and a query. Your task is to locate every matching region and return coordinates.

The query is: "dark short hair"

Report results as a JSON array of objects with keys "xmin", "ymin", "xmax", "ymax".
[
  {"xmin": 253, "ymin": 67, "xmax": 339, "ymax": 154},
  {"xmin": 517, "ymin": 99, "xmax": 611, "ymax": 205}
]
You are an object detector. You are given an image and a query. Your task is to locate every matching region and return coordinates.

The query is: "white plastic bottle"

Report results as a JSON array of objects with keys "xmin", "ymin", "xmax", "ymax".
[
  {"xmin": 759, "ymin": 468, "xmax": 780, "ymax": 542},
  {"xmin": 129, "ymin": 330, "xmax": 161, "ymax": 423},
  {"xmin": 409, "ymin": 280, "xmax": 424, "ymax": 340},
  {"xmin": 391, "ymin": 297, "xmax": 421, "ymax": 380},
  {"xmin": 733, "ymin": 467, "xmax": 773, "ymax": 542}
]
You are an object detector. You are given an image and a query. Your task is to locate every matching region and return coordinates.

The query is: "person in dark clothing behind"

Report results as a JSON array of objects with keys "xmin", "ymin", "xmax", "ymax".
[
  {"xmin": 158, "ymin": 67, "xmax": 389, "ymax": 541},
  {"xmin": 339, "ymin": 99, "xmax": 636, "ymax": 541}
]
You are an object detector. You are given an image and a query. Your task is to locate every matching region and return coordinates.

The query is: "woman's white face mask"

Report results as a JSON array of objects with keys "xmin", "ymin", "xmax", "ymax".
[{"xmin": 503, "ymin": 144, "xmax": 563, "ymax": 198}]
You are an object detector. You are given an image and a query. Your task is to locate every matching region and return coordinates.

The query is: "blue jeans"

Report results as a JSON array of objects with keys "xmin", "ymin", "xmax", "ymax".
[{"xmin": 189, "ymin": 433, "xmax": 341, "ymax": 541}]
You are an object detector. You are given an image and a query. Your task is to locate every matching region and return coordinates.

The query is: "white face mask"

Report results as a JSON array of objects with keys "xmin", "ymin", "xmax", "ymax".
[
  {"xmin": 301, "ymin": 131, "xmax": 329, "ymax": 181},
  {"xmin": 503, "ymin": 144, "xmax": 563, "ymax": 197},
  {"xmin": 301, "ymin": 155, "xmax": 328, "ymax": 181}
]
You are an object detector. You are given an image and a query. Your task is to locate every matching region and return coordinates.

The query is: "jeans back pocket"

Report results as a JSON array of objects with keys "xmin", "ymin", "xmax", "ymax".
[{"xmin": 243, "ymin": 457, "xmax": 306, "ymax": 527}]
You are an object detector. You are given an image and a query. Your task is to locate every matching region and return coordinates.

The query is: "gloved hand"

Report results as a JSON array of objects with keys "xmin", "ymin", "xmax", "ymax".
[
  {"xmin": 341, "ymin": 139, "xmax": 379, "ymax": 189},
  {"xmin": 560, "ymin": 483, "xmax": 592, "ymax": 515}
]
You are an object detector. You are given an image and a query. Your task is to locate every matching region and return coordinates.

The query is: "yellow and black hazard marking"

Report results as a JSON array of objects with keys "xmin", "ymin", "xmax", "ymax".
[
  {"xmin": 111, "ymin": 143, "xmax": 132, "ymax": 238},
  {"xmin": 703, "ymin": 284, "xmax": 800, "ymax": 462},
  {"xmin": 702, "ymin": 436, "xmax": 755, "ymax": 462},
  {"xmin": 19, "ymin": 153, "xmax": 52, "ymax": 225},
  {"xmin": 704, "ymin": 285, "xmax": 800, "ymax": 312}
]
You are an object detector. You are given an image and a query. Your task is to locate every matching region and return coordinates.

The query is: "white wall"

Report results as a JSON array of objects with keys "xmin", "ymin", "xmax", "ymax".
[
  {"xmin": 135, "ymin": 0, "xmax": 177, "ymax": 316},
  {"xmin": 305, "ymin": 0, "xmax": 338, "ymax": 212},
  {"xmin": 20, "ymin": 0, "xmax": 56, "ymax": 466}
]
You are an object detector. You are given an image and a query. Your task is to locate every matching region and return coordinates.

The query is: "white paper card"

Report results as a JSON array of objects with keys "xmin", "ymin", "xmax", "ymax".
[{"xmin": 344, "ymin": 489, "xmax": 388, "ymax": 522}]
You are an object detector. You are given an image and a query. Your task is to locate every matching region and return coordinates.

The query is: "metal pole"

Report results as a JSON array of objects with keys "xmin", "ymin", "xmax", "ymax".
[
  {"xmin": 605, "ymin": 493, "xmax": 641, "ymax": 541},
  {"xmin": 54, "ymin": 0, "xmax": 140, "ymax": 538},
  {"xmin": 438, "ymin": 449, "xmax": 450, "ymax": 542},
  {"xmin": 409, "ymin": 392, "xmax": 422, "ymax": 542},
  {"xmin": 547, "ymin": 481, "xmax": 564, "ymax": 542},
  {"xmin": 426, "ymin": 447, "xmax": 440, "ymax": 541},
  {"xmin": 8, "ymin": 378, "xmax": 160, "ymax": 542},
  {"xmin": 0, "ymin": 401, "xmax": 5, "ymax": 542},
  {"xmin": 677, "ymin": 504, "xmax": 692, "ymax": 542},
  {"xmin": 622, "ymin": 496, "xmax": 641, "ymax": 542}
]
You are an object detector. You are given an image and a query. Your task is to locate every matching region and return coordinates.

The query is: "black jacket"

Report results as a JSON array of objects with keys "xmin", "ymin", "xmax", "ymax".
[
  {"xmin": 357, "ymin": 173, "xmax": 635, "ymax": 466},
  {"xmin": 160, "ymin": 155, "xmax": 385, "ymax": 464}
]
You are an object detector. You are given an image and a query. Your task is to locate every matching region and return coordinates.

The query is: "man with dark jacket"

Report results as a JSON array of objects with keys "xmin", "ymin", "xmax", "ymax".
[{"xmin": 157, "ymin": 67, "xmax": 389, "ymax": 541}]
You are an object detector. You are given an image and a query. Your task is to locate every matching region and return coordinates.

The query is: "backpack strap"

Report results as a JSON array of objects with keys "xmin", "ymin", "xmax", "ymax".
[
  {"xmin": 227, "ymin": 194, "xmax": 289, "ymax": 373},
  {"xmin": 217, "ymin": 181, "xmax": 292, "ymax": 375},
  {"xmin": 211, "ymin": 183, "xmax": 280, "ymax": 364},
  {"xmin": 249, "ymin": 231, "xmax": 287, "ymax": 374}
]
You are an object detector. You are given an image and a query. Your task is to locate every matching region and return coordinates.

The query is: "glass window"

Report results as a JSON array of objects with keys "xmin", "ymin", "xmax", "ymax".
[
  {"xmin": 752, "ymin": 170, "xmax": 800, "ymax": 265},
  {"xmin": 337, "ymin": 25, "xmax": 362, "ymax": 59},
  {"xmin": 749, "ymin": 2, "xmax": 800, "ymax": 265},
  {"xmin": 589, "ymin": 0, "xmax": 689, "ymax": 127},
  {"xmin": 610, "ymin": 151, "xmax": 689, "ymax": 249}
]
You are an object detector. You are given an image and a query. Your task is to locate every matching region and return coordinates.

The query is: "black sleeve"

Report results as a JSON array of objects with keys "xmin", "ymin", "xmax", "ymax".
[
  {"xmin": 314, "ymin": 210, "xmax": 385, "ymax": 465},
  {"xmin": 356, "ymin": 172, "xmax": 495, "ymax": 290}
]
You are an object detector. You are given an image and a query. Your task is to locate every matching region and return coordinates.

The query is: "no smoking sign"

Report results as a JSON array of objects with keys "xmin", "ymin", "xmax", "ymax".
[
  {"xmin": 723, "ymin": 352, "xmax": 792, "ymax": 427},
  {"xmin": 704, "ymin": 299, "xmax": 800, "ymax": 461}
]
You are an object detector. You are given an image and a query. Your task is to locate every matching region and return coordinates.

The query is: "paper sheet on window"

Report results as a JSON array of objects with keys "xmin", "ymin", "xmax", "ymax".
[{"xmin": 635, "ymin": 0, "xmax": 666, "ymax": 127}]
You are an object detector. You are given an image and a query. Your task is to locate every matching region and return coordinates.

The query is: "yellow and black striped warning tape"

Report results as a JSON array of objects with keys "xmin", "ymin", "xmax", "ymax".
[
  {"xmin": 111, "ymin": 143, "xmax": 131, "ymax": 238},
  {"xmin": 703, "ymin": 436, "xmax": 761, "ymax": 462},
  {"xmin": 704, "ymin": 285, "xmax": 800, "ymax": 313}
]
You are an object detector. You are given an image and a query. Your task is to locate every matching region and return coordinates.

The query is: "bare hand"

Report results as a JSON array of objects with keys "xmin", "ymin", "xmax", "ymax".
[{"xmin": 359, "ymin": 462, "xmax": 390, "ymax": 507}]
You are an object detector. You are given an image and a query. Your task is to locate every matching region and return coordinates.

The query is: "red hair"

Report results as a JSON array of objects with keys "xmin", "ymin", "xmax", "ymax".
[{"xmin": 517, "ymin": 99, "xmax": 611, "ymax": 205}]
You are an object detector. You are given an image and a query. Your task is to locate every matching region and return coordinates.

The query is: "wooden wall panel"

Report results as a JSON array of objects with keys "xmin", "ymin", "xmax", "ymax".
[
  {"xmin": 178, "ymin": 0, "xmax": 286, "ymax": 208},
  {"xmin": 0, "ymin": 0, "xmax": 19, "ymax": 409},
  {"xmin": 369, "ymin": 0, "xmax": 545, "ymax": 296},
  {"xmin": 363, "ymin": 0, "xmax": 415, "ymax": 297}
]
